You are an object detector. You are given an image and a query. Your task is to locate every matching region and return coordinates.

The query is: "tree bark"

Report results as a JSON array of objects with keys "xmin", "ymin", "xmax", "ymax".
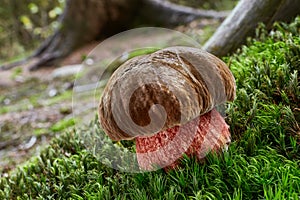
[
  {"xmin": 140, "ymin": 0, "xmax": 229, "ymax": 26},
  {"xmin": 204, "ymin": 0, "xmax": 300, "ymax": 57},
  {"xmin": 1, "ymin": 0, "xmax": 139, "ymax": 70},
  {"xmin": 28, "ymin": 0, "xmax": 139, "ymax": 70}
]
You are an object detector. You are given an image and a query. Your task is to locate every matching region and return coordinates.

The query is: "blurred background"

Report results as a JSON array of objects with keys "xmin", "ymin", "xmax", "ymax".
[
  {"xmin": 0, "ymin": 0, "xmax": 240, "ymax": 64},
  {"xmin": 0, "ymin": 0, "xmax": 65, "ymax": 63}
]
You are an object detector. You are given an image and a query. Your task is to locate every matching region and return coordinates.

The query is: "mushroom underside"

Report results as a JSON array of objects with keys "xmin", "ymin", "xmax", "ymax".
[{"xmin": 135, "ymin": 108, "xmax": 230, "ymax": 171}]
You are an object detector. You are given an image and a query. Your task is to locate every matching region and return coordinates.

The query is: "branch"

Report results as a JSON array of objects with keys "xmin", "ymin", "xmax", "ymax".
[
  {"xmin": 141, "ymin": 0, "xmax": 230, "ymax": 26},
  {"xmin": 204, "ymin": 0, "xmax": 300, "ymax": 57}
]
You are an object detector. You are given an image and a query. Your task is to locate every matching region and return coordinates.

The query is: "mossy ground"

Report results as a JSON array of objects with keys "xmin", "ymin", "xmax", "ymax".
[{"xmin": 0, "ymin": 17, "xmax": 299, "ymax": 199}]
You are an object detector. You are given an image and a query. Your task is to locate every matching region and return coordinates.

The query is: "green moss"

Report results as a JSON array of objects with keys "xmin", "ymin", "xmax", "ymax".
[
  {"xmin": 51, "ymin": 118, "xmax": 75, "ymax": 132},
  {"xmin": 225, "ymin": 19, "xmax": 300, "ymax": 159},
  {"xmin": 33, "ymin": 128, "xmax": 49, "ymax": 136},
  {"xmin": 10, "ymin": 67, "xmax": 23, "ymax": 80},
  {"xmin": 1, "ymin": 16, "xmax": 300, "ymax": 199},
  {"xmin": 43, "ymin": 90, "xmax": 73, "ymax": 106},
  {"xmin": 0, "ymin": 107, "xmax": 9, "ymax": 115}
]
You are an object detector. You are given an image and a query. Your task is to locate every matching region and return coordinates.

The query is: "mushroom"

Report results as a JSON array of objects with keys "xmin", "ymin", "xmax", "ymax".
[{"xmin": 98, "ymin": 46, "xmax": 236, "ymax": 171}]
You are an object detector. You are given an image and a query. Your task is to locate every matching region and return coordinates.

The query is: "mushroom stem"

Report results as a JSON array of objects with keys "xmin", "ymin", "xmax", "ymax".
[{"xmin": 135, "ymin": 108, "xmax": 231, "ymax": 171}]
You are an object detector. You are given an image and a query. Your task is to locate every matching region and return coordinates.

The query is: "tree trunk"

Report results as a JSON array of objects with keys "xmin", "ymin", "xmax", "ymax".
[
  {"xmin": 1, "ymin": 0, "xmax": 139, "ymax": 70},
  {"xmin": 28, "ymin": 0, "xmax": 139, "ymax": 70},
  {"xmin": 204, "ymin": 0, "xmax": 300, "ymax": 57}
]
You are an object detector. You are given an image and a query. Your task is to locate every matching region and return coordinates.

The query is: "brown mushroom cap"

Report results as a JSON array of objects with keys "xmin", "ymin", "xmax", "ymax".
[{"xmin": 98, "ymin": 46, "xmax": 236, "ymax": 141}]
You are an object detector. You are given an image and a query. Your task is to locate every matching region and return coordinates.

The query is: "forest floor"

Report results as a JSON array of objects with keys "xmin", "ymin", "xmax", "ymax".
[
  {"xmin": 0, "ymin": 19, "xmax": 221, "ymax": 175},
  {"xmin": 0, "ymin": 41, "xmax": 98, "ymax": 174},
  {"xmin": 1, "ymin": 16, "xmax": 299, "ymax": 199}
]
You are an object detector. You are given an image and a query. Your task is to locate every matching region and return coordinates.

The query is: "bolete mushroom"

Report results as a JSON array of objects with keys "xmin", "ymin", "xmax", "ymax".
[{"xmin": 98, "ymin": 46, "xmax": 236, "ymax": 171}]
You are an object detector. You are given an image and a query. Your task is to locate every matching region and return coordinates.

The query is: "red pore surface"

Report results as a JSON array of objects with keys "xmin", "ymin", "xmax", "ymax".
[{"xmin": 136, "ymin": 108, "xmax": 231, "ymax": 171}]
